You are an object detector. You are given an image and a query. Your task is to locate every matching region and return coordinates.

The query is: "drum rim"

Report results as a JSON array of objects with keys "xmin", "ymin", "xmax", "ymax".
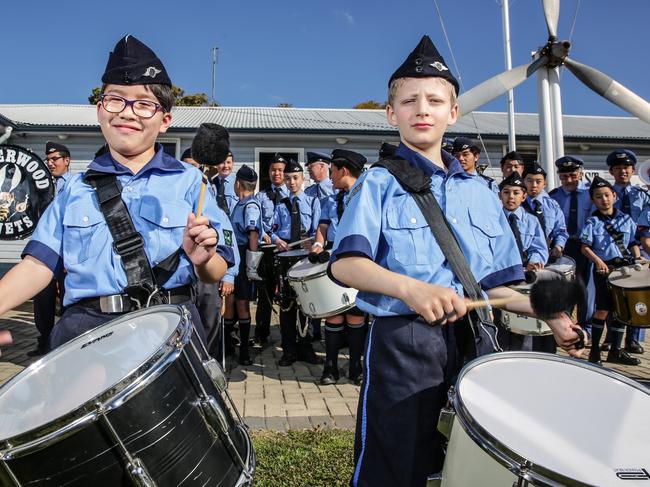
[
  {"xmin": 287, "ymin": 257, "xmax": 328, "ymax": 280},
  {"xmin": 451, "ymin": 352, "xmax": 650, "ymax": 487},
  {"xmin": 0, "ymin": 305, "xmax": 192, "ymax": 458}
]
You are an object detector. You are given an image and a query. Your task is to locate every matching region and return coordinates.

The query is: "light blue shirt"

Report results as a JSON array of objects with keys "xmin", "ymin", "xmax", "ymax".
[
  {"xmin": 549, "ymin": 186, "xmax": 594, "ymax": 239},
  {"xmin": 23, "ymin": 146, "xmax": 238, "ymax": 306},
  {"xmin": 210, "ymin": 173, "xmax": 238, "ymax": 215},
  {"xmin": 638, "ymin": 206, "xmax": 650, "ymax": 237},
  {"xmin": 470, "ymin": 171, "xmax": 499, "ymax": 195},
  {"xmin": 305, "ymin": 178, "xmax": 336, "ymax": 205},
  {"xmin": 329, "ymin": 143, "xmax": 524, "ymax": 317},
  {"xmin": 55, "ymin": 171, "xmax": 73, "ymax": 194},
  {"xmin": 504, "ymin": 206, "xmax": 549, "ymax": 266},
  {"xmin": 231, "ymin": 195, "xmax": 264, "ymax": 246},
  {"xmin": 524, "ymin": 192, "xmax": 569, "ymax": 249},
  {"xmin": 319, "ymin": 192, "xmax": 346, "ymax": 243},
  {"xmin": 613, "ymin": 183, "xmax": 650, "ymax": 223},
  {"xmin": 270, "ymin": 192, "xmax": 320, "ymax": 243},
  {"xmin": 580, "ymin": 209, "xmax": 638, "ymax": 262},
  {"xmin": 255, "ymin": 184, "xmax": 289, "ymax": 234}
]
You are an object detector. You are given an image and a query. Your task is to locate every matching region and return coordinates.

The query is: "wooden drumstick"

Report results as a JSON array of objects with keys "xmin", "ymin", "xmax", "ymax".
[
  {"xmin": 465, "ymin": 294, "xmax": 529, "ymax": 310},
  {"xmin": 196, "ymin": 167, "xmax": 209, "ymax": 217}
]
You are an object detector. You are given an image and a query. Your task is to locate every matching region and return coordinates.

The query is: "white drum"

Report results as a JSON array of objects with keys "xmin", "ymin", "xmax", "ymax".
[
  {"xmin": 287, "ymin": 257, "xmax": 358, "ymax": 318},
  {"xmin": 434, "ymin": 353, "xmax": 650, "ymax": 487},
  {"xmin": 500, "ymin": 283, "xmax": 552, "ymax": 336}
]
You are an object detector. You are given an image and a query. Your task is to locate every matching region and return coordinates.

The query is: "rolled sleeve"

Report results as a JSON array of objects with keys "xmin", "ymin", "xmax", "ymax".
[
  {"xmin": 22, "ymin": 240, "xmax": 63, "ymax": 276},
  {"xmin": 480, "ymin": 264, "xmax": 524, "ymax": 290}
]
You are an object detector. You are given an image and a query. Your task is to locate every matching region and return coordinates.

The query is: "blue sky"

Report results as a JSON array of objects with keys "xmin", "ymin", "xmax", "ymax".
[{"xmin": 2, "ymin": 0, "xmax": 648, "ymax": 117}]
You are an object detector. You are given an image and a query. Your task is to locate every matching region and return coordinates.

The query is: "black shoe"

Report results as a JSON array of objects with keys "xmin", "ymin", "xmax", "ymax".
[
  {"xmin": 239, "ymin": 348, "xmax": 253, "ymax": 366},
  {"xmin": 278, "ymin": 354, "xmax": 296, "ymax": 367},
  {"xmin": 311, "ymin": 333, "xmax": 322, "ymax": 342},
  {"xmin": 606, "ymin": 349, "xmax": 641, "ymax": 366},
  {"xmin": 587, "ymin": 350, "xmax": 602, "ymax": 366},
  {"xmin": 297, "ymin": 350, "xmax": 323, "ymax": 365},
  {"xmin": 254, "ymin": 336, "xmax": 268, "ymax": 346},
  {"xmin": 26, "ymin": 347, "xmax": 47, "ymax": 357},
  {"xmin": 625, "ymin": 341, "xmax": 645, "ymax": 354},
  {"xmin": 320, "ymin": 367, "xmax": 339, "ymax": 385},
  {"xmin": 601, "ymin": 342, "xmax": 611, "ymax": 352},
  {"xmin": 349, "ymin": 368, "xmax": 363, "ymax": 386}
]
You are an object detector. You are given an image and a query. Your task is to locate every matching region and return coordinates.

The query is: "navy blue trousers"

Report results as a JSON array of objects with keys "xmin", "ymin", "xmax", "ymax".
[
  {"xmin": 49, "ymin": 300, "xmax": 206, "ymax": 351},
  {"xmin": 351, "ymin": 316, "xmax": 459, "ymax": 487}
]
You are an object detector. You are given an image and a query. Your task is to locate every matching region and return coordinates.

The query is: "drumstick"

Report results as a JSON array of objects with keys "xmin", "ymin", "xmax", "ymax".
[
  {"xmin": 465, "ymin": 294, "xmax": 529, "ymax": 310},
  {"xmin": 273, "ymin": 237, "xmax": 314, "ymax": 253},
  {"xmin": 196, "ymin": 168, "xmax": 209, "ymax": 217}
]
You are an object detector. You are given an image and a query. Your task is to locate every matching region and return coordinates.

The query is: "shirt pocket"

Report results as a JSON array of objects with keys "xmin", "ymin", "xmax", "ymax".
[
  {"xmin": 62, "ymin": 202, "xmax": 106, "ymax": 265},
  {"xmin": 139, "ymin": 196, "xmax": 190, "ymax": 262},
  {"xmin": 386, "ymin": 202, "xmax": 430, "ymax": 266},
  {"xmin": 467, "ymin": 207, "xmax": 504, "ymax": 264}
]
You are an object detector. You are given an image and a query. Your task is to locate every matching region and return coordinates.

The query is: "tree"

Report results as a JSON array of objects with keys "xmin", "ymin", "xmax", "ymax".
[
  {"xmin": 353, "ymin": 100, "xmax": 386, "ymax": 109},
  {"xmin": 276, "ymin": 103, "xmax": 294, "ymax": 108},
  {"xmin": 88, "ymin": 85, "xmax": 214, "ymax": 107}
]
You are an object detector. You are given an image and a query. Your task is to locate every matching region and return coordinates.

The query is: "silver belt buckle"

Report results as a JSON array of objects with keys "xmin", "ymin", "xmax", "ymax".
[{"xmin": 99, "ymin": 295, "xmax": 128, "ymax": 313}]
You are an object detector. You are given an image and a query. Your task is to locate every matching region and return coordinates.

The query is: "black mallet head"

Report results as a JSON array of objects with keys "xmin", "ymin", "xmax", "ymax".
[
  {"xmin": 191, "ymin": 123, "xmax": 230, "ymax": 167},
  {"xmin": 530, "ymin": 278, "xmax": 586, "ymax": 321}
]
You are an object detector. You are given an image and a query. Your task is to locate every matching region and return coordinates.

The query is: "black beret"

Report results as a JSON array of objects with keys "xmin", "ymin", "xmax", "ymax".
[
  {"xmin": 379, "ymin": 142, "xmax": 398, "ymax": 158},
  {"xmin": 499, "ymin": 173, "xmax": 527, "ymax": 191},
  {"xmin": 180, "ymin": 147, "xmax": 192, "ymax": 161},
  {"xmin": 500, "ymin": 151, "xmax": 523, "ymax": 166},
  {"xmin": 589, "ymin": 175, "xmax": 614, "ymax": 197},
  {"xmin": 523, "ymin": 161, "xmax": 546, "ymax": 178},
  {"xmin": 271, "ymin": 153, "xmax": 288, "ymax": 165},
  {"xmin": 102, "ymin": 35, "xmax": 172, "ymax": 87},
  {"xmin": 388, "ymin": 35, "xmax": 459, "ymax": 95},
  {"xmin": 606, "ymin": 149, "xmax": 637, "ymax": 167},
  {"xmin": 236, "ymin": 164, "xmax": 258, "ymax": 183},
  {"xmin": 45, "ymin": 141, "xmax": 70, "ymax": 157},
  {"xmin": 306, "ymin": 151, "xmax": 332, "ymax": 165},
  {"xmin": 441, "ymin": 138, "xmax": 454, "ymax": 153},
  {"xmin": 331, "ymin": 149, "xmax": 367, "ymax": 172},
  {"xmin": 554, "ymin": 155, "xmax": 584, "ymax": 173},
  {"xmin": 452, "ymin": 137, "xmax": 480, "ymax": 154},
  {"xmin": 284, "ymin": 159, "xmax": 303, "ymax": 174}
]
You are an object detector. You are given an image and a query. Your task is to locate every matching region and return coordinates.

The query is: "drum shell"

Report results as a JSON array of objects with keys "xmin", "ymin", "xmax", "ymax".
[
  {"xmin": 608, "ymin": 284, "xmax": 650, "ymax": 327},
  {"xmin": 502, "ymin": 285, "xmax": 552, "ymax": 336},
  {"xmin": 0, "ymin": 307, "xmax": 253, "ymax": 486},
  {"xmin": 287, "ymin": 258, "xmax": 358, "ymax": 319}
]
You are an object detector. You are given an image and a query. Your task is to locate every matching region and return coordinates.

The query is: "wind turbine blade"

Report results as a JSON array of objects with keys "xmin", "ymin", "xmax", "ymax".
[
  {"xmin": 459, "ymin": 64, "xmax": 530, "ymax": 116},
  {"xmin": 564, "ymin": 57, "xmax": 650, "ymax": 124},
  {"xmin": 526, "ymin": 54, "xmax": 550, "ymax": 78},
  {"xmin": 542, "ymin": 0, "xmax": 560, "ymax": 39}
]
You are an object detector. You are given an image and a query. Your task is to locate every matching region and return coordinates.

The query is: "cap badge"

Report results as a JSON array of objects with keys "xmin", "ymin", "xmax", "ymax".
[
  {"xmin": 143, "ymin": 67, "xmax": 162, "ymax": 78},
  {"xmin": 430, "ymin": 61, "xmax": 448, "ymax": 72}
]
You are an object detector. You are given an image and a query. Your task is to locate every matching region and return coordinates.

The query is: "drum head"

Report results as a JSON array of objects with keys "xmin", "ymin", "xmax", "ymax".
[
  {"xmin": 277, "ymin": 249, "xmax": 309, "ymax": 260},
  {"xmin": 456, "ymin": 353, "xmax": 650, "ymax": 486},
  {"xmin": 0, "ymin": 306, "xmax": 183, "ymax": 441},
  {"xmin": 546, "ymin": 255, "xmax": 576, "ymax": 274},
  {"xmin": 609, "ymin": 265, "xmax": 650, "ymax": 289},
  {"xmin": 287, "ymin": 258, "xmax": 327, "ymax": 279}
]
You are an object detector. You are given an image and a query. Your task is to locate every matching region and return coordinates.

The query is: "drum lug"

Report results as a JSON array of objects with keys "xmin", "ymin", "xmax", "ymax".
[
  {"xmin": 127, "ymin": 458, "xmax": 156, "ymax": 487},
  {"xmin": 301, "ymin": 282, "xmax": 309, "ymax": 293},
  {"xmin": 437, "ymin": 406, "xmax": 455, "ymax": 439},
  {"xmin": 342, "ymin": 293, "xmax": 350, "ymax": 305},
  {"xmin": 202, "ymin": 358, "xmax": 228, "ymax": 392},
  {"xmin": 201, "ymin": 396, "xmax": 230, "ymax": 433},
  {"xmin": 513, "ymin": 460, "xmax": 533, "ymax": 487},
  {"xmin": 426, "ymin": 473, "xmax": 442, "ymax": 487}
]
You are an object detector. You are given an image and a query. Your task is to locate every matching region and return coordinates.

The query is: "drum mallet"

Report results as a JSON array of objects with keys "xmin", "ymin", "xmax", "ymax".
[{"xmin": 191, "ymin": 123, "xmax": 231, "ymax": 217}]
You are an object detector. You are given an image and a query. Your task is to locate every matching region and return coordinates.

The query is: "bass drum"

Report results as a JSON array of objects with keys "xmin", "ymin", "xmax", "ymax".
[
  {"xmin": 433, "ymin": 353, "xmax": 650, "ymax": 487},
  {"xmin": 0, "ymin": 305, "xmax": 255, "ymax": 486}
]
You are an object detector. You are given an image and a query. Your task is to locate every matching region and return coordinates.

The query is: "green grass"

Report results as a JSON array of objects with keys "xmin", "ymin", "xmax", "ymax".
[{"xmin": 252, "ymin": 429, "xmax": 355, "ymax": 486}]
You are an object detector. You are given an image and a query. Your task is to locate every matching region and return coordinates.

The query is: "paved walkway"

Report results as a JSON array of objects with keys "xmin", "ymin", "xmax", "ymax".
[{"xmin": 1, "ymin": 302, "xmax": 648, "ymax": 432}]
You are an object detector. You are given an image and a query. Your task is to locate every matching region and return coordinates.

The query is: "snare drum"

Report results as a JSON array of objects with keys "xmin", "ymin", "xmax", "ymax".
[
  {"xmin": 275, "ymin": 249, "xmax": 310, "ymax": 301},
  {"xmin": 608, "ymin": 262, "xmax": 650, "ymax": 327},
  {"xmin": 287, "ymin": 258, "xmax": 358, "ymax": 318},
  {"xmin": 433, "ymin": 352, "xmax": 650, "ymax": 487},
  {"xmin": 546, "ymin": 254, "xmax": 576, "ymax": 280},
  {"xmin": 0, "ymin": 306, "xmax": 255, "ymax": 486},
  {"xmin": 500, "ymin": 283, "xmax": 552, "ymax": 336}
]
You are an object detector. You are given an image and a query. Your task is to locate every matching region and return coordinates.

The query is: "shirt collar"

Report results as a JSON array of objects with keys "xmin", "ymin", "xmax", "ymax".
[
  {"xmin": 88, "ymin": 143, "xmax": 184, "ymax": 175},
  {"xmin": 505, "ymin": 206, "xmax": 524, "ymax": 218},
  {"xmin": 394, "ymin": 143, "xmax": 466, "ymax": 179},
  {"xmin": 614, "ymin": 183, "xmax": 630, "ymax": 193}
]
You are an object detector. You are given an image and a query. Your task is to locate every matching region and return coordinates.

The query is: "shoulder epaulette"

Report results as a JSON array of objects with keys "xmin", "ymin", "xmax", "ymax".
[{"xmin": 371, "ymin": 157, "xmax": 430, "ymax": 194}]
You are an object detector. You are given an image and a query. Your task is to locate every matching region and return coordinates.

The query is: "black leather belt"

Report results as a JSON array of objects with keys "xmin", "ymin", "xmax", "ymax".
[{"xmin": 76, "ymin": 285, "xmax": 193, "ymax": 314}]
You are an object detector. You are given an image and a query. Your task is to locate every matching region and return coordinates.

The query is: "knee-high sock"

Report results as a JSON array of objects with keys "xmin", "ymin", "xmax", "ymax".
[
  {"xmin": 590, "ymin": 317, "xmax": 606, "ymax": 350},
  {"xmin": 346, "ymin": 321, "xmax": 367, "ymax": 374},
  {"xmin": 238, "ymin": 318, "xmax": 251, "ymax": 357},
  {"xmin": 608, "ymin": 319, "xmax": 626, "ymax": 351},
  {"xmin": 324, "ymin": 321, "xmax": 345, "ymax": 370}
]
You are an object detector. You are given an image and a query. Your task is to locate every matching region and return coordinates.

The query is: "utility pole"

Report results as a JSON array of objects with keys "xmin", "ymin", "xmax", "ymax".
[
  {"xmin": 500, "ymin": 0, "xmax": 516, "ymax": 151},
  {"xmin": 211, "ymin": 46, "xmax": 219, "ymax": 106}
]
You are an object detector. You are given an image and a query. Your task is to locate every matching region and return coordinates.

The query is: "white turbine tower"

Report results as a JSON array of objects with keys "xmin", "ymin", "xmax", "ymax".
[{"xmin": 458, "ymin": 0, "xmax": 650, "ymax": 190}]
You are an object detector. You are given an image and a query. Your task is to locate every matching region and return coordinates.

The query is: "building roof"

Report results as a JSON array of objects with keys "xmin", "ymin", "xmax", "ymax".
[{"xmin": 0, "ymin": 104, "xmax": 648, "ymax": 141}]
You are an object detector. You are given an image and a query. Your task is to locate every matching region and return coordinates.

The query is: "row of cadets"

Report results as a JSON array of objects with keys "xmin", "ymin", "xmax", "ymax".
[
  {"xmin": 229, "ymin": 165, "xmax": 264, "ymax": 365},
  {"xmin": 451, "ymin": 137, "xmax": 499, "ymax": 194},
  {"xmin": 327, "ymin": 35, "xmax": 583, "ymax": 487},
  {"xmin": 310, "ymin": 149, "xmax": 368, "ymax": 386},
  {"xmin": 581, "ymin": 176, "xmax": 641, "ymax": 365},
  {"xmin": 549, "ymin": 156, "xmax": 594, "ymax": 328},
  {"xmin": 270, "ymin": 159, "xmax": 322, "ymax": 366},
  {"xmin": 638, "ymin": 157, "xmax": 650, "ymax": 253},
  {"xmin": 29, "ymin": 141, "xmax": 74, "ymax": 356},
  {"xmin": 0, "ymin": 35, "xmax": 237, "ymax": 349},
  {"xmin": 304, "ymin": 151, "xmax": 337, "ymax": 342},
  {"xmin": 254, "ymin": 154, "xmax": 290, "ymax": 344},
  {"xmin": 495, "ymin": 173, "xmax": 549, "ymax": 352}
]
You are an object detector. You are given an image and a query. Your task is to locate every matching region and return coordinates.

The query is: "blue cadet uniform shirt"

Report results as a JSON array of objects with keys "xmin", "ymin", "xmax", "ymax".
[
  {"xmin": 503, "ymin": 206, "xmax": 549, "ymax": 266},
  {"xmin": 319, "ymin": 192, "xmax": 345, "ymax": 243},
  {"xmin": 211, "ymin": 173, "xmax": 238, "ymax": 215},
  {"xmin": 329, "ymin": 143, "xmax": 524, "ymax": 317},
  {"xmin": 231, "ymin": 195, "xmax": 264, "ymax": 246},
  {"xmin": 472, "ymin": 172, "xmax": 499, "ymax": 196},
  {"xmin": 305, "ymin": 178, "xmax": 336, "ymax": 205},
  {"xmin": 270, "ymin": 192, "xmax": 321, "ymax": 243},
  {"xmin": 55, "ymin": 171, "xmax": 73, "ymax": 194},
  {"xmin": 638, "ymin": 207, "xmax": 650, "ymax": 237},
  {"xmin": 580, "ymin": 209, "xmax": 638, "ymax": 262},
  {"xmin": 613, "ymin": 183, "xmax": 650, "ymax": 223},
  {"xmin": 23, "ymin": 146, "xmax": 238, "ymax": 307},
  {"xmin": 256, "ymin": 184, "xmax": 290, "ymax": 234},
  {"xmin": 550, "ymin": 186, "xmax": 593, "ymax": 239},
  {"xmin": 525, "ymin": 192, "xmax": 569, "ymax": 249}
]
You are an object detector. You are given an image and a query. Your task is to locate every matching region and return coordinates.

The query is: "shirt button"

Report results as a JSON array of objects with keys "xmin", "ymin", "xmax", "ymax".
[
  {"xmin": 82, "ymin": 216, "xmax": 89, "ymax": 223},
  {"xmin": 162, "ymin": 217, "xmax": 169, "ymax": 223},
  {"xmin": 410, "ymin": 217, "xmax": 417, "ymax": 224},
  {"xmin": 452, "ymin": 218, "xmax": 457, "ymax": 224}
]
